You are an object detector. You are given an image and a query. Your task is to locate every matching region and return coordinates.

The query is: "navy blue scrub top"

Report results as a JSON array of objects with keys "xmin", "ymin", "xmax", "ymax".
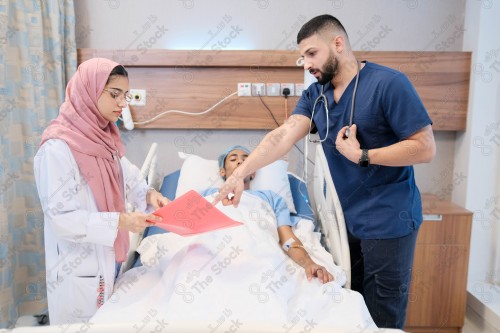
[{"xmin": 293, "ymin": 62, "xmax": 433, "ymax": 239}]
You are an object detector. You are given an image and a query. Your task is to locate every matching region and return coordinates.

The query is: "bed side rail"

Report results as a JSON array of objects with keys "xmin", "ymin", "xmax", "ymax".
[{"xmin": 312, "ymin": 144, "xmax": 351, "ymax": 288}]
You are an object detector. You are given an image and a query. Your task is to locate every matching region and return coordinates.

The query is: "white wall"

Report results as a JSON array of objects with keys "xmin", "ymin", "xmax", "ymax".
[
  {"xmin": 75, "ymin": 0, "xmax": 466, "ymax": 197},
  {"xmin": 454, "ymin": 0, "xmax": 500, "ymax": 322}
]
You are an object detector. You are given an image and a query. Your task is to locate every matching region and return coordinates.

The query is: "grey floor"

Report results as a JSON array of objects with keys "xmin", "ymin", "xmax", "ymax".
[
  {"xmin": 462, "ymin": 305, "xmax": 500, "ymax": 333},
  {"xmin": 14, "ymin": 308, "xmax": 499, "ymax": 332}
]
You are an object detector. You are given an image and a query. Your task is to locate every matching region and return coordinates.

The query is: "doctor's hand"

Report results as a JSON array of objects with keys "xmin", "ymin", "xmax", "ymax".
[
  {"xmin": 146, "ymin": 188, "xmax": 170, "ymax": 210},
  {"xmin": 212, "ymin": 173, "xmax": 245, "ymax": 207},
  {"xmin": 304, "ymin": 263, "xmax": 334, "ymax": 284},
  {"xmin": 118, "ymin": 212, "xmax": 162, "ymax": 233},
  {"xmin": 335, "ymin": 124, "xmax": 362, "ymax": 164}
]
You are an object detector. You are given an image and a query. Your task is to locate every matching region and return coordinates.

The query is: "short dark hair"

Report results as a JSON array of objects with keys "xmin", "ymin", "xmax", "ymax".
[
  {"xmin": 297, "ymin": 14, "xmax": 348, "ymax": 44},
  {"xmin": 106, "ymin": 65, "xmax": 128, "ymax": 84}
]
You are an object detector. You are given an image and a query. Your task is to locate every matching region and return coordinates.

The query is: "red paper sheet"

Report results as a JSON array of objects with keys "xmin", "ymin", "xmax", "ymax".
[{"xmin": 148, "ymin": 190, "xmax": 243, "ymax": 236}]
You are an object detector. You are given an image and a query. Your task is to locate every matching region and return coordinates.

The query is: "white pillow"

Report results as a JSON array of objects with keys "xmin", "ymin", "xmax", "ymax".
[
  {"xmin": 250, "ymin": 159, "xmax": 296, "ymax": 214},
  {"xmin": 175, "ymin": 152, "xmax": 297, "ymax": 214},
  {"xmin": 175, "ymin": 152, "xmax": 224, "ymax": 197}
]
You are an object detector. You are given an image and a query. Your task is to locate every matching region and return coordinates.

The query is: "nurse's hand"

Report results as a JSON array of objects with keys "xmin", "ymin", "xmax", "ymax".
[
  {"xmin": 335, "ymin": 124, "xmax": 362, "ymax": 164},
  {"xmin": 118, "ymin": 212, "xmax": 162, "ymax": 233},
  {"xmin": 213, "ymin": 173, "xmax": 245, "ymax": 207},
  {"xmin": 146, "ymin": 188, "xmax": 170, "ymax": 210}
]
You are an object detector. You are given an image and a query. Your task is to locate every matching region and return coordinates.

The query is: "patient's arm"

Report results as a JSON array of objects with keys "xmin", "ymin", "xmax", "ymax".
[{"xmin": 278, "ymin": 226, "xmax": 334, "ymax": 284}]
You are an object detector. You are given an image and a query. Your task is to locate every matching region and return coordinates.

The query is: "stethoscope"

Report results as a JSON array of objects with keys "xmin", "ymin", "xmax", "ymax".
[{"xmin": 308, "ymin": 61, "xmax": 361, "ymax": 143}]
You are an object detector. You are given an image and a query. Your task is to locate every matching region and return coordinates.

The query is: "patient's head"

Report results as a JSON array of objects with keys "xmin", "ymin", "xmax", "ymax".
[{"xmin": 218, "ymin": 145, "xmax": 256, "ymax": 189}]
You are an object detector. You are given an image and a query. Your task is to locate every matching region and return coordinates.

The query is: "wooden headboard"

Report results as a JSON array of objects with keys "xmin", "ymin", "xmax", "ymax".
[{"xmin": 78, "ymin": 49, "xmax": 471, "ymax": 131}]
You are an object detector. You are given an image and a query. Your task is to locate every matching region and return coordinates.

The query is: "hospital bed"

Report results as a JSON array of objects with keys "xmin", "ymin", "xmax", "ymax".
[
  {"xmin": 10, "ymin": 144, "xmax": 402, "ymax": 333},
  {"xmin": 85, "ymin": 143, "xmax": 380, "ymax": 331},
  {"xmin": 122, "ymin": 142, "xmax": 351, "ymax": 286}
]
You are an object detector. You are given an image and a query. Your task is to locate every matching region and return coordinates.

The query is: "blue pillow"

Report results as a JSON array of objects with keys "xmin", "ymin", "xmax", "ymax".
[
  {"xmin": 288, "ymin": 174, "xmax": 315, "ymax": 224},
  {"xmin": 131, "ymin": 171, "xmax": 180, "ymax": 268},
  {"xmin": 159, "ymin": 170, "xmax": 180, "ymax": 200},
  {"xmin": 141, "ymin": 170, "xmax": 179, "ymax": 239},
  {"xmin": 144, "ymin": 170, "xmax": 179, "ymax": 238}
]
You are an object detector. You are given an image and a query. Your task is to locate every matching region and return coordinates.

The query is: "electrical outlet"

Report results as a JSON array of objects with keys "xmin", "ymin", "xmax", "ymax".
[
  {"xmin": 237, "ymin": 83, "xmax": 252, "ymax": 96},
  {"xmin": 281, "ymin": 83, "xmax": 295, "ymax": 97},
  {"xmin": 295, "ymin": 83, "xmax": 305, "ymax": 97},
  {"xmin": 129, "ymin": 89, "xmax": 146, "ymax": 106},
  {"xmin": 266, "ymin": 83, "xmax": 281, "ymax": 96},
  {"xmin": 252, "ymin": 83, "xmax": 266, "ymax": 96}
]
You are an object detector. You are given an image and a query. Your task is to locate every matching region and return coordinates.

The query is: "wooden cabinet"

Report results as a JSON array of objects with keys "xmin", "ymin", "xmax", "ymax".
[{"xmin": 405, "ymin": 194, "xmax": 472, "ymax": 333}]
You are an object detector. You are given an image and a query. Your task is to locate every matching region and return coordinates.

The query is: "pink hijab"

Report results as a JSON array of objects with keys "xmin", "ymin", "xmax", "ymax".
[{"xmin": 41, "ymin": 58, "xmax": 129, "ymax": 262}]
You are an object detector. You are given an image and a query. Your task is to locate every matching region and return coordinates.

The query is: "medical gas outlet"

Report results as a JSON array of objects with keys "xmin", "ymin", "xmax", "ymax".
[
  {"xmin": 129, "ymin": 89, "xmax": 147, "ymax": 106},
  {"xmin": 238, "ymin": 83, "xmax": 304, "ymax": 97},
  {"xmin": 237, "ymin": 83, "xmax": 252, "ymax": 96}
]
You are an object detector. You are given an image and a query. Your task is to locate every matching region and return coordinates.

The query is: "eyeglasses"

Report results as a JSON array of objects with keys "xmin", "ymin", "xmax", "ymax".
[{"xmin": 103, "ymin": 88, "xmax": 132, "ymax": 103}]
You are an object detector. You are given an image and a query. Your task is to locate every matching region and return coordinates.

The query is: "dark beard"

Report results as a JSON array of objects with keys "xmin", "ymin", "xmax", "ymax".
[{"xmin": 317, "ymin": 52, "xmax": 338, "ymax": 85}]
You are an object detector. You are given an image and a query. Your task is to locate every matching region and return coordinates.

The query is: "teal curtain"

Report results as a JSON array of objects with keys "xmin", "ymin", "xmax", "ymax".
[{"xmin": 0, "ymin": 0, "xmax": 76, "ymax": 328}]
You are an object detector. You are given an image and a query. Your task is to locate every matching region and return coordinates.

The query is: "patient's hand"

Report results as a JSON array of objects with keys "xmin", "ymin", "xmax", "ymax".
[
  {"xmin": 213, "ymin": 173, "xmax": 245, "ymax": 207},
  {"xmin": 305, "ymin": 263, "xmax": 334, "ymax": 284}
]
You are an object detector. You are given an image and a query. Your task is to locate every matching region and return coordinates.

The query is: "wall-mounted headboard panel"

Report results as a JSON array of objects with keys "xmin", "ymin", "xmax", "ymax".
[{"xmin": 78, "ymin": 49, "xmax": 471, "ymax": 131}]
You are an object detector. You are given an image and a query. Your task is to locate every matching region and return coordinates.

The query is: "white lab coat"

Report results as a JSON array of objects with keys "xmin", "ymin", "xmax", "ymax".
[{"xmin": 34, "ymin": 139, "xmax": 149, "ymax": 324}]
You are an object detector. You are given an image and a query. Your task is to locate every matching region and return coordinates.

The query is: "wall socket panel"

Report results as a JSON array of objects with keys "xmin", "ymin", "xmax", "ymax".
[
  {"xmin": 280, "ymin": 83, "xmax": 295, "ymax": 97},
  {"xmin": 237, "ymin": 83, "xmax": 303, "ymax": 97},
  {"xmin": 266, "ymin": 83, "xmax": 281, "ymax": 96},
  {"xmin": 295, "ymin": 83, "xmax": 305, "ymax": 97},
  {"xmin": 251, "ymin": 83, "xmax": 266, "ymax": 96},
  {"xmin": 237, "ymin": 83, "xmax": 252, "ymax": 96},
  {"xmin": 129, "ymin": 89, "xmax": 146, "ymax": 106}
]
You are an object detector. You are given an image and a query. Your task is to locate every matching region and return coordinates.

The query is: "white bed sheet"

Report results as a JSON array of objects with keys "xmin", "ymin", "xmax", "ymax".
[{"xmin": 91, "ymin": 192, "xmax": 376, "ymax": 332}]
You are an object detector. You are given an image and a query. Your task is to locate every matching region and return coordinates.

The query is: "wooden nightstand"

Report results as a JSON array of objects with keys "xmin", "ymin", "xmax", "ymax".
[{"xmin": 404, "ymin": 194, "xmax": 472, "ymax": 333}]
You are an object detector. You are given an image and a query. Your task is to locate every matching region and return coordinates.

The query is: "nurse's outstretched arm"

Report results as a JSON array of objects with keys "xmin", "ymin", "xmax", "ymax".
[{"xmin": 213, "ymin": 115, "xmax": 310, "ymax": 207}]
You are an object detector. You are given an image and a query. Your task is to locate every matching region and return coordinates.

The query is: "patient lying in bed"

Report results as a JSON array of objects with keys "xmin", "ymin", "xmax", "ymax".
[
  {"xmin": 202, "ymin": 145, "xmax": 334, "ymax": 284},
  {"xmin": 90, "ymin": 146, "xmax": 377, "ymax": 331}
]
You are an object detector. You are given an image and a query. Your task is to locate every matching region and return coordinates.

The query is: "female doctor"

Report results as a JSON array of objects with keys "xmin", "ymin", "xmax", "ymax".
[{"xmin": 34, "ymin": 58, "xmax": 169, "ymax": 324}]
